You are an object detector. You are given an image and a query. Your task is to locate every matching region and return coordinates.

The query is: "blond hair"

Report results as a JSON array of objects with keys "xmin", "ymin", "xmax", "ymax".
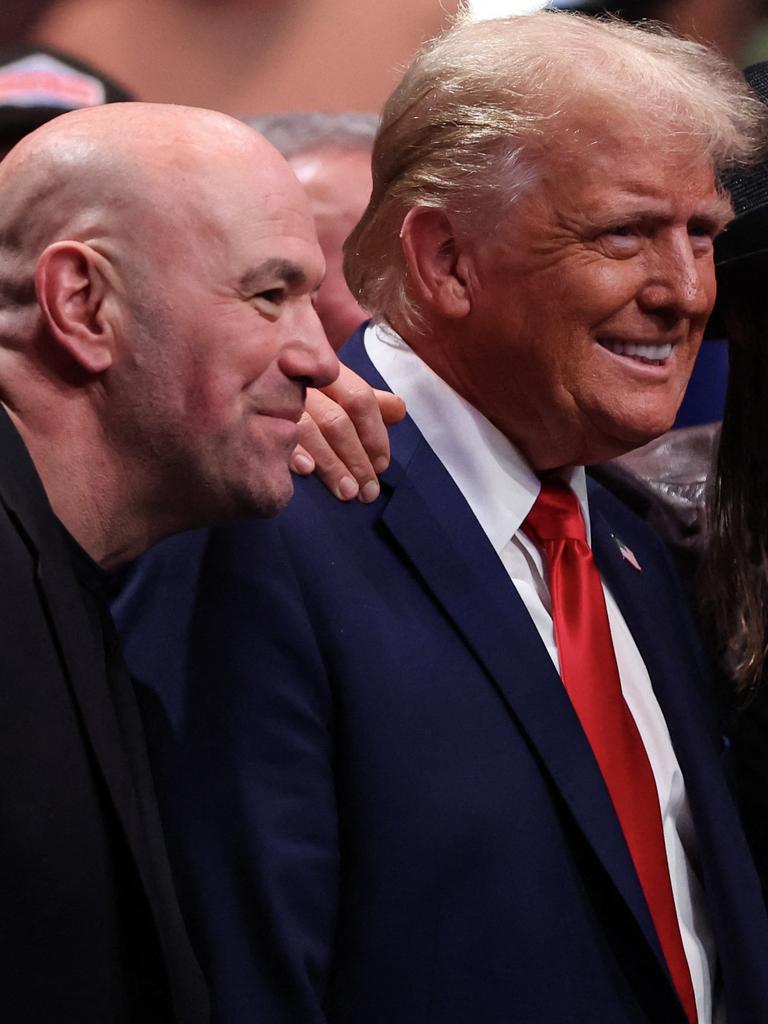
[{"xmin": 345, "ymin": 10, "xmax": 766, "ymax": 329}]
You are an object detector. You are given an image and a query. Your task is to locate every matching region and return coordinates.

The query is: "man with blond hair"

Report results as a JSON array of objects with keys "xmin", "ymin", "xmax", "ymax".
[{"xmin": 116, "ymin": 12, "xmax": 768, "ymax": 1023}]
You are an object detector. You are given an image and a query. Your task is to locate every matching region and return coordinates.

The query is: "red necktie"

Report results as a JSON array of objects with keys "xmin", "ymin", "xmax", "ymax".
[{"xmin": 523, "ymin": 479, "xmax": 697, "ymax": 1024}]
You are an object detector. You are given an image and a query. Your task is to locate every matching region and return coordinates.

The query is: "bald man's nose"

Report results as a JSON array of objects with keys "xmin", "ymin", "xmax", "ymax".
[{"xmin": 282, "ymin": 304, "xmax": 339, "ymax": 389}]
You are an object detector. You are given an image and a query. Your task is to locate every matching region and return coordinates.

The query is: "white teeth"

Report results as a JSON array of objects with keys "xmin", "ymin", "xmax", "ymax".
[{"xmin": 602, "ymin": 340, "xmax": 672, "ymax": 362}]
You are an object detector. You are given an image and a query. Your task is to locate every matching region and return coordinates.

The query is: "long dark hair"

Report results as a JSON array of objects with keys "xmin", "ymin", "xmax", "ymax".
[{"xmin": 706, "ymin": 257, "xmax": 768, "ymax": 692}]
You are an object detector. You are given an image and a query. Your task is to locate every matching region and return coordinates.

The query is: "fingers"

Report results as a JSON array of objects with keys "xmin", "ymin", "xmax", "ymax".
[
  {"xmin": 294, "ymin": 364, "xmax": 407, "ymax": 502},
  {"xmin": 290, "ymin": 445, "xmax": 315, "ymax": 476},
  {"xmin": 295, "ymin": 395, "xmax": 380, "ymax": 503},
  {"xmin": 318, "ymin": 364, "xmax": 392, "ymax": 474}
]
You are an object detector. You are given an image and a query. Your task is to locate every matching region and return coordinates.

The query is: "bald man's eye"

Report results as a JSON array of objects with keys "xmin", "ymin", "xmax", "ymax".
[{"xmin": 255, "ymin": 288, "xmax": 286, "ymax": 306}]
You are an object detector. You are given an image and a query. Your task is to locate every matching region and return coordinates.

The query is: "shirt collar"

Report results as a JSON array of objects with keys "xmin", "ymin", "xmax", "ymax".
[{"xmin": 365, "ymin": 320, "xmax": 591, "ymax": 551}]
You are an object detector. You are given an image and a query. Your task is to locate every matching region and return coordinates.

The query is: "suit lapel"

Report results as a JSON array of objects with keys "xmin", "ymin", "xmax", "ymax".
[
  {"xmin": 346, "ymin": 329, "xmax": 694, "ymax": 971},
  {"xmin": 343, "ymin": 333, "xmax": 657, "ymax": 949},
  {"xmin": 588, "ymin": 487, "xmax": 768, "ymax": 959},
  {"xmin": 0, "ymin": 408, "xmax": 144, "ymax": 864},
  {"xmin": 38, "ymin": 544, "xmax": 147, "ymax": 826},
  {"xmin": 588, "ymin": 492, "xmax": 718, "ymax": 766},
  {"xmin": 344, "ymin": 334, "xmax": 649, "ymax": 934},
  {"xmin": 379, "ymin": 439, "xmax": 663, "ymax": 958},
  {"xmin": 0, "ymin": 407, "xmax": 208, "ymax": 1010}
]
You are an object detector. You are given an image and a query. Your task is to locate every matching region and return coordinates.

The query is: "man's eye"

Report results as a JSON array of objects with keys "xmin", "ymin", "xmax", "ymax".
[
  {"xmin": 256, "ymin": 288, "xmax": 286, "ymax": 305},
  {"xmin": 689, "ymin": 224, "xmax": 716, "ymax": 241},
  {"xmin": 598, "ymin": 225, "xmax": 643, "ymax": 257}
]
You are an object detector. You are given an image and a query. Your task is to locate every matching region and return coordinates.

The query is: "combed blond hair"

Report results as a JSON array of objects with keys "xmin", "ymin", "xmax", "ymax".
[{"xmin": 345, "ymin": 9, "xmax": 766, "ymax": 329}]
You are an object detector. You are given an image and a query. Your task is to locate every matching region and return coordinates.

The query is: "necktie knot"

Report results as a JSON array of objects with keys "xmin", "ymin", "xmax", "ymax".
[{"xmin": 523, "ymin": 479, "xmax": 586, "ymax": 545}]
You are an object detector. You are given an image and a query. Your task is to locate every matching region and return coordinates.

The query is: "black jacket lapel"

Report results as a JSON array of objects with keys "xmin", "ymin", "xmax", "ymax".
[
  {"xmin": 0, "ymin": 408, "xmax": 143, "ymax": 838},
  {"xmin": 0, "ymin": 405, "xmax": 208, "ymax": 1015}
]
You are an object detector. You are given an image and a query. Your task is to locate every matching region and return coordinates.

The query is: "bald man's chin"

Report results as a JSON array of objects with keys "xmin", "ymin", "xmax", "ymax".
[{"xmin": 237, "ymin": 475, "xmax": 296, "ymax": 521}]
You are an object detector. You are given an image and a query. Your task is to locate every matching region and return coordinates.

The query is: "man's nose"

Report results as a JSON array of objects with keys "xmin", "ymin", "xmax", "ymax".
[
  {"xmin": 638, "ymin": 237, "xmax": 715, "ymax": 321},
  {"xmin": 282, "ymin": 302, "xmax": 340, "ymax": 389}
]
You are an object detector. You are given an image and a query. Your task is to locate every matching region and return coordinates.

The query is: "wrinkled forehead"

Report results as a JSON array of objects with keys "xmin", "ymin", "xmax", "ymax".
[
  {"xmin": 549, "ymin": 99, "xmax": 712, "ymax": 162},
  {"xmin": 502, "ymin": 115, "xmax": 732, "ymax": 242},
  {"xmin": 540, "ymin": 111, "xmax": 721, "ymax": 195}
]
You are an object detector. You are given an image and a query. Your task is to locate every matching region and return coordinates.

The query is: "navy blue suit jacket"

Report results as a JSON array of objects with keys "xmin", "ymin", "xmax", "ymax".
[{"xmin": 115, "ymin": 327, "xmax": 768, "ymax": 1023}]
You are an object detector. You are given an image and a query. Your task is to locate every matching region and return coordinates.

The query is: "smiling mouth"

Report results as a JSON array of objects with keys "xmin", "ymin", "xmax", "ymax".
[{"xmin": 598, "ymin": 339, "xmax": 673, "ymax": 366}]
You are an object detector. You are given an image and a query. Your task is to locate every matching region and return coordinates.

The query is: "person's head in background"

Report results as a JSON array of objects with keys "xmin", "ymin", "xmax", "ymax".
[
  {"xmin": 246, "ymin": 112, "xmax": 377, "ymax": 350},
  {"xmin": 706, "ymin": 60, "xmax": 768, "ymax": 693},
  {"xmin": 548, "ymin": 0, "xmax": 768, "ymax": 63},
  {"xmin": 0, "ymin": 44, "xmax": 132, "ymax": 158}
]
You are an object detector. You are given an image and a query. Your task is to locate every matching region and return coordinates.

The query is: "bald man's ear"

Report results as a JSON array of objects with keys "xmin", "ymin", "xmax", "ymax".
[
  {"xmin": 400, "ymin": 207, "xmax": 473, "ymax": 319},
  {"xmin": 35, "ymin": 241, "xmax": 116, "ymax": 375}
]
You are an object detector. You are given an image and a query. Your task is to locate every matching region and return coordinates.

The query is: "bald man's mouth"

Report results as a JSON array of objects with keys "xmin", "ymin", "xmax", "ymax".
[{"xmin": 261, "ymin": 406, "xmax": 304, "ymax": 423}]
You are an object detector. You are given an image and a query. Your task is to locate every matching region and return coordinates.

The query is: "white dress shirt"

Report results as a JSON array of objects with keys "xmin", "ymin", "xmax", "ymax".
[{"xmin": 365, "ymin": 319, "xmax": 722, "ymax": 1023}]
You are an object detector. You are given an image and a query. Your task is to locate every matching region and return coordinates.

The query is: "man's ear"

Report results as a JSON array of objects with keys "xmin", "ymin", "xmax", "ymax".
[
  {"xmin": 35, "ymin": 241, "xmax": 117, "ymax": 375},
  {"xmin": 400, "ymin": 207, "xmax": 473, "ymax": 319}
]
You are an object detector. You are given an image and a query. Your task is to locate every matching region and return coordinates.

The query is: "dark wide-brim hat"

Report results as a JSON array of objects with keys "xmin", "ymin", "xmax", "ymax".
[
  {"xmin": 716, "ymin": 62, "xmax": 768, "ymax": 269},
  {"xmin": 0, "ymin": 45, "xmax": 133, "ymax": 150}
]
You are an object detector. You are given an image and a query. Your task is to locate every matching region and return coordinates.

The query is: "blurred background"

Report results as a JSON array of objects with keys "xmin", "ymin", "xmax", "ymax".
[{"xmin": 2, "ymin": 0, "xmax": 768, "ymax": 116}]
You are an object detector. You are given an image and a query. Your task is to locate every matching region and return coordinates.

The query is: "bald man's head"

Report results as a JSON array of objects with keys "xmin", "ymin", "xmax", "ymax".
[
  {"xmin": 0, "ymin": 103, "xmax": 297, "ymax": 301},
  {"xmin": 0, "ymin": 103, "xmax": 338, "ymax": 560}
]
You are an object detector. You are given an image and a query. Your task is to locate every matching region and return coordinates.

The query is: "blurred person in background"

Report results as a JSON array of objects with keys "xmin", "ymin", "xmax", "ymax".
[
  {"xmin": 28, "ymin": 0, "xmax": 458, "ymax": 114},
  {"xmin": 246, "ymin": 112, "xmax": 377, "ymax": 350},
  {"xmin": 114, "ymin": 12, "xmax": 768, "ymax": 1023},
  {"xmin": 703, "ymin": 59, "xmax": 768, "ymax": 903},
  {"xmin": 551, "ymin": 0, "xmax": 768, "ymax": 63},
  {"xmin": 0, "ymin": 42, "xmax": 131, "ymax": 155}
]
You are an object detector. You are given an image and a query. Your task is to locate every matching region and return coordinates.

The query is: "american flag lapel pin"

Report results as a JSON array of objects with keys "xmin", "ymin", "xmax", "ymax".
[{"xmin": 611, "ymin": 533, "xmax": 642, "ymax": 572}]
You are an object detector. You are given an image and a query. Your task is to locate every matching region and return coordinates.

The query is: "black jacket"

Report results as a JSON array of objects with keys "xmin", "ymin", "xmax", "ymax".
[{"xmin": 0, "ymin": 406, "xmax": 208, "ymax": 1022}]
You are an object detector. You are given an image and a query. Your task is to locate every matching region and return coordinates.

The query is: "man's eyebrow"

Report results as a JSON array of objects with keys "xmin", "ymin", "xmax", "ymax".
[
  {"xmin": 596, "ymin": 192, "xmax": 734, "ymax": 230},
  {"xmin": 239, "ymin": 259, "xmax": 308, "ymax": 292},
  {"xmin": 694, "ymin": 195, "xmax": 735, "ymax": 231}
]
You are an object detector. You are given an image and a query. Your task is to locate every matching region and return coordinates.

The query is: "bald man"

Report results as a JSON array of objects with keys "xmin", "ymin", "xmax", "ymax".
[{"xmin": 0, "ymin": 100, "xmax": 379, "ymax": 1022}]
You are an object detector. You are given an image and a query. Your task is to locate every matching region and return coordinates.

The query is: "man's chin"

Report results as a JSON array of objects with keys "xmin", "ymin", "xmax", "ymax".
[
  {"xmin": 591, "ymin": 405, "xmax": 680, "ymax": 462},
  {"xmin": 242, "ymin": 475, "xmax": 295, "ymax": 519}
]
